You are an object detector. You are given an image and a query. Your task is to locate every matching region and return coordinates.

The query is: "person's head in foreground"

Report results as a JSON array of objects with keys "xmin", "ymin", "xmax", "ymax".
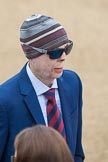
[
  {"xmin": 12, "ymin": 125, "xmax": 74, "ymax": 162},
  {"xmin": 20, "ymin": 14, "xmax": 73, "ymax": 86}
]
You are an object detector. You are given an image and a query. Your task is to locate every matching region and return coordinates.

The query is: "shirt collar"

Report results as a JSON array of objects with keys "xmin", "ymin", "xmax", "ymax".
[{"xmin": 26, "ymin": 63, "xmax": 58, "ymax": 96}]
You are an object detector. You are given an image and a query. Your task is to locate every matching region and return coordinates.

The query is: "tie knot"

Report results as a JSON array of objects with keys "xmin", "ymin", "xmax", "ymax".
[{"xmin": 43, "ymin": 88, "xmax": 55, "ymax": 100}]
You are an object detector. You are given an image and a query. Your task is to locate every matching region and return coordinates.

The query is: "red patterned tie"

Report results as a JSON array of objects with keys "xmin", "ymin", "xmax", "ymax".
[{"xmin": 44, "ymin": 88, "xmax": 66, "ymax": 140}]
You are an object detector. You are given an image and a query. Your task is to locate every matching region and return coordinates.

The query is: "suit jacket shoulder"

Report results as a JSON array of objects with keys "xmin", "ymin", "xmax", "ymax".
[{"xmin": 59, "ymin": 69, "xmax": 82, "ymax": 92}]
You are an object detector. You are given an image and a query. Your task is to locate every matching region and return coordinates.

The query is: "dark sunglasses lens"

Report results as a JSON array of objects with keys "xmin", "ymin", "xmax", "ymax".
[
  {"xmin": 65, "ymin": 43, "xmax": 73, "ymax": 54},
  {"xmin": 49, "ymin": 50, "xmax": 63, "ymax": 59}
]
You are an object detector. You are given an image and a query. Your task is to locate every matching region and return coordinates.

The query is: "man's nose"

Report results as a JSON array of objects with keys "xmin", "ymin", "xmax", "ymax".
[{"xmin": 58, "ymin": 52, "xmax": 66, "ymax": 61}]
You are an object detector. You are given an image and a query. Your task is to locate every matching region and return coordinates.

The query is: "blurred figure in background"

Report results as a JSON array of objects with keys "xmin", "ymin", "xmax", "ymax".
[
  {"xmin": 0, "ymin": 14, "xmax": 85, "ymax": 162},
  {"xmin": 12, "ymin": 125, "xmax": 74, "ymax": 162}
]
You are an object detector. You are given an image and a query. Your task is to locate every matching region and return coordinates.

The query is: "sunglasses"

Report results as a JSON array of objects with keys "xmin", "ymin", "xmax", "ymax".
[{"xmin": 22, "ymin": 40, "xmax": 73, "ymax": 59}]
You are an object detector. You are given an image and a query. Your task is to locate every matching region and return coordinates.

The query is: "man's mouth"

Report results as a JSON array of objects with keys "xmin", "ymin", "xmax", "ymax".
[{"xmin": 54, "ymin": 68, "xmax": 63, "ymax": 73}]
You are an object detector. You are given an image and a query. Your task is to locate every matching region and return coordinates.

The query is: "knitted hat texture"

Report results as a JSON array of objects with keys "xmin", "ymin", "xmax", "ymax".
[{"xmin": 20, "ymin": 14, "xmax": 69, "ymax": 59}]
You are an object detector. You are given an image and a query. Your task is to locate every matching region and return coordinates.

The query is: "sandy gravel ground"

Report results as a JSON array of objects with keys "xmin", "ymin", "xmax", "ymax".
[{"xmin": 0, "ymin": 0, "xmax": 108, "ymax": 162}]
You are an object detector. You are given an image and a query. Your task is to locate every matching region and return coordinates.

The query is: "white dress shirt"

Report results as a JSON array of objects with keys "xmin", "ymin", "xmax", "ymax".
[{"xmin": 26, "ymin": 63, "xmax": 61, "ymax": 125}]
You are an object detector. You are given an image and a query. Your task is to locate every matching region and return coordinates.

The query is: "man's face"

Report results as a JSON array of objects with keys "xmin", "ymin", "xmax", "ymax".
[{"xmin": 29, "ymin": 52, "xmax": 66, "ymax": 86}]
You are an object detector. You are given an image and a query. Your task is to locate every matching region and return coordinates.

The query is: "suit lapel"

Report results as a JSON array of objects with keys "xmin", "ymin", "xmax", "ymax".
[
  {"xmin": 18, "ymin": 65, "xmax": 46, "ymax": 125},
  {"xmin": 57, "ymin": 78, "xmax": 75, "ymax": 152},
  {"xmin": 24, "ymin": 91, "xmax": 46, "ymax": 125}
]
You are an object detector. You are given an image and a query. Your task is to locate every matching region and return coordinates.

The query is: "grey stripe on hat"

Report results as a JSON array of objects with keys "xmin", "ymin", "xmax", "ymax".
[
  {"xmin": 20, "ymin": 26, "xmax": 63, "ymax": 45},
  {"xmin": 41, "ymin": 35, "xmax": 68, "ymax": 50},
  {"xmin": 20, "ymin": 19, "xmax": 58, "ymax": 39}
]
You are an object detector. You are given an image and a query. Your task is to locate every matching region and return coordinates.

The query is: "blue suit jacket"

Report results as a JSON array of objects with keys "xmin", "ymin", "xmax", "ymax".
[{"xmin": 0, "ymin": 64, "xmax": 85, "ymax": 162}]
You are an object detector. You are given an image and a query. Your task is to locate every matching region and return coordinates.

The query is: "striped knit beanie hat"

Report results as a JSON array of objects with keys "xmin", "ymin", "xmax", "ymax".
[{"xmin": 20, "ymin": 14, "xmax": 69, "ymax": 59}]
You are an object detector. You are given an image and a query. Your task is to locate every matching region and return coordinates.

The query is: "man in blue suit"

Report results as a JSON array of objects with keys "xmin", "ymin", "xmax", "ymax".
[{"xmin": 0, "ymin": 14, "xmax": 85, "ymax": 162}]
